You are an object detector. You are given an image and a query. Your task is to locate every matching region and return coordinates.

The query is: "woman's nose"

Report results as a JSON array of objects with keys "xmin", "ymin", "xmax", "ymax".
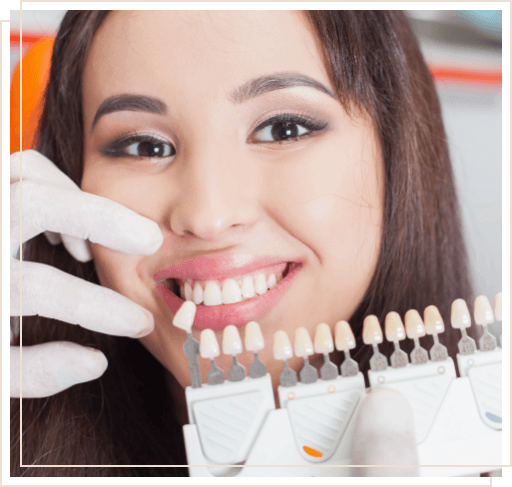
[{"xmin": 169, "ymin": 155, "xmax": 261, "ymax": 241}]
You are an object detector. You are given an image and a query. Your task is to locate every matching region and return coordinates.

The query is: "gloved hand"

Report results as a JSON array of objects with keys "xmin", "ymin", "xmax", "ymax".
[
  {"xmin": 10, "ymin": 150, "xmax": 164, "ymax": 398},
  {"xmin": 351, "ymin": 387, "xmax": 419, "ymax": 476}
]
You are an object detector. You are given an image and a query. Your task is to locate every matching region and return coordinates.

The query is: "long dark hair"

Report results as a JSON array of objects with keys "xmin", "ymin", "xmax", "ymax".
[{"xmin": 11, "ymin": 10, "xmax": 473, "ymax": 476}]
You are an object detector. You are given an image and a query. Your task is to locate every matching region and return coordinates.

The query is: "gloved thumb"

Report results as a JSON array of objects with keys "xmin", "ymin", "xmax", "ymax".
[{"xmin": 352, "ymin": 387, "xmax": 419, "ymax": 476}]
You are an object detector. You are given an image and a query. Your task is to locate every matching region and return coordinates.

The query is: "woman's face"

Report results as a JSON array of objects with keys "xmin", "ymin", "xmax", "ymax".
[{"xmin": 82, "ymin": 10, "xmax": 384, "ymax": 390}]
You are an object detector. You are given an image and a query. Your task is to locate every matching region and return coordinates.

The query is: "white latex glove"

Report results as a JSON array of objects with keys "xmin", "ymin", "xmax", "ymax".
[
  {"xmin": 352, "ymin": 387, "xmax": 419, "ymax": 476},
  {"xmin": 10, "ymin": 150, "xmax": 164, "ymax": 398}
]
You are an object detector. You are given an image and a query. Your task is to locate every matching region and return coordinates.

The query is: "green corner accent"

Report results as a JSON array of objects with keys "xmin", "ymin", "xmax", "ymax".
[
  {"xmin": 502, "ymin": 3, "xmax": 510, "ymax": 465},
  {"xmin": 0, "ymin": 0, "xmax": 21, "ymax": 20},
  {"xmin": 2, "ymin": 21, "xmax": 10, "ymax": 484}
]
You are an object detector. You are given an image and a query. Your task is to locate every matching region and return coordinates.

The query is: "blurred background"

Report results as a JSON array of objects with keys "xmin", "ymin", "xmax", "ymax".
[{"xmin": 10, "ymin": 10, "xmax": 503, "ymax": 333}]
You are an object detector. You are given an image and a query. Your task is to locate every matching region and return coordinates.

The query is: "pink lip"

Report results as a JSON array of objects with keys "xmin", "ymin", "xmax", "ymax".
[{"xmin": 153, "ymin": 254, "xmax": 303, "ymax": 331}]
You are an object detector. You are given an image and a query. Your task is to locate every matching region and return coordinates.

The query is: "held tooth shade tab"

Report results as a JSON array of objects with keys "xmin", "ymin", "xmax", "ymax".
[
  {"xmin": 172, "ymin": 300, "xmax": 197, "ymax": 332},
  {"xmin": 363, "ymin": 315, "xmax": 387, "ymax": 371},
  {"xmin": 495, "ymin": 292, "xmax": 502, "ymax": 347},
  {"xmin": 451, "ymin": 299, "xmax": 476, "ymax": 355},
  {"xmin": 404, "ymin": 310, "xmax": 428, "ymax": 365},
  {"xmin": 424, "ymin": 305, "xmax": 448, "ymax": 361},
  {"xmin": 474, "ymin": 295, "xmax": 497, "ymax": 351},
  {"xmin": 295, "ymin": 327, "xmax": 318, "ymax": 384},
  {"xmin": 335, "ymin": 321, "xmax": 359, "ymax": 377},
  {"xmin": 200, "ymin": 329, "xmax": 224, "ymax": 385},
  {"xmin": 314, "ymin": 324, "xmax": 338, "ymax": 380},
  {"xmin": 245, "ymin": 321, "xmax": 266, "ymax": 379},
  {"xmin": 274, "ymin": 330, "xmax": 297, "ymax": 387},
  {"xmin": 385, "ymin": 312, "xmax": 408, "ymax": 368},
  {"xmin": 223, "ymin": 325, "xmax": 246, "ymax": 381}
]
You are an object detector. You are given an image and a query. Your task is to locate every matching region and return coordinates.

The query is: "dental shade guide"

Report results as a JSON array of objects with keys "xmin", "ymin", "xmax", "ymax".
[{"xmin": 172, "ymin": 294, "xmax": 503, "ymax": 477}]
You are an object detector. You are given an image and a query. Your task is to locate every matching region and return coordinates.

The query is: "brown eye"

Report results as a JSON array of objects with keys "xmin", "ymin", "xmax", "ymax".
[
  {"xmin": 125, "ymin": 139, "xmax": 175, "ymax": 157},
  {"xmin": 251, "ymin": 114, "xmax": 328, "ymax": 144}
]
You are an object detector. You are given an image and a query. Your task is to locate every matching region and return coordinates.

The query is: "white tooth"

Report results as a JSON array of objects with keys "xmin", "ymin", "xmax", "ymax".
[
  {"xmin": 495, "ymin": 292, "xmax": 502, "ymax": 321},
  {"xmin": 179, "ymin": 283, "xmax": 185, "ymax": 299},
  {"xmin": 276, "ymin": 272, "xmax": 283, "ymax": 283},
  {"xmin": 294, "ymin": 327, "xmax": 314, "ymax": 357},
  {"xmin": 267, "ymin": 273, "xmax": 277, "ymax": 289},
  {"xmin": 273, "ymin": 330, "xmax": 293, "ymax": 360},
  {"xmin": 314, "ymin": 323, "xmax": 334, "ymax": 354},
  {"xmin": 184, "ymin": 281, "xmax": 193, "ymax": 301},
  {"xmin": 204, "ymin": 280, "xmax": 222, "ymax": 306},
  {"xmin": 193, "ymin": 282, "xmax": 204, "ymax": 305},
  {"xmin": 172, "ymin": 301, "xmax": 196, "ymax": 332},
  {"xmin": 241, "ymin": 276, "xmax": 256, "ymax": 299},
  {"xmin": 474, "ymin": 295, "xmax": 494, "ymax": 326},
  {"xmin": 255, "ymin": 273, "xmax": 267, "ymax": 295},
  {"xmin": 245, "ymin": 321, "xmax": 264, "ymax": 351},
  {"xmin": 222, "ymin": 278, "xmax": 242, "ymax": 304},
  {"xmin": 222, "ymin": 325, "xmax": 243, "ymax": 355},
  {"xmin": 200, "ymin": 329, "xmax": 220, "ymax": 359}
]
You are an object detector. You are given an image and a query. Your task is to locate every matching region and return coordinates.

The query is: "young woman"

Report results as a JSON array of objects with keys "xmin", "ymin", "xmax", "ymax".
[{"xmin": 10, "ymin": 10, "xmax": 473, "ymax": 476}]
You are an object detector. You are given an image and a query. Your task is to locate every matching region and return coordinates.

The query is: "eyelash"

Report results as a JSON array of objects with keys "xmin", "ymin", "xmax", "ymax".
[{"xmin": 101, "ymin": 113, "xmax": 328, "ymax": 160}]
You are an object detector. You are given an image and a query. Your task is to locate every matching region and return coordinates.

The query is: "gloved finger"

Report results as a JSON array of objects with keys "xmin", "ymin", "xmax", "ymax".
[
  {"xmin": 10, "ymin": 150, "xmax": 80, "ymax": 190},
  {"xmin": 352, "ymin": 388, "xmax": 419, "ymax": 476},
  {"xmin": 61, "ymin": 234, "xmax": 93, "ymax": 262},
  {"xmin": 11, "ymin": 180, "xmax": 163, "ymax": 258},
  {"xmin": 10, "ymin": 259, "xmax": 154, "ymax": 338},
  {"xmin": 10, "ymin": 342, "xmax": 108, "ymax": 398},
  {"xmin": 44, "ymin": 230, "xmax": 62, "ymax": 246}
]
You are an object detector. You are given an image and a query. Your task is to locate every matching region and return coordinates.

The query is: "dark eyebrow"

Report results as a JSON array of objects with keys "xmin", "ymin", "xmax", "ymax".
[
  {"xmin": 91, "ymin": 94, "xmax": 167, "ymax": 130},
  {"xmin": 228, "ymin": 71, "xmax": 337, "ymax": 104}
]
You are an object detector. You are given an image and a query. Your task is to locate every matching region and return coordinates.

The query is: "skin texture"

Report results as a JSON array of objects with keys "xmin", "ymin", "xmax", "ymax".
[{"xmin": 81, "ymin": 11, "xmax": 384, "ymax": 400}]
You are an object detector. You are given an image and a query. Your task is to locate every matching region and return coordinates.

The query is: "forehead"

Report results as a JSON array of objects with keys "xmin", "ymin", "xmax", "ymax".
[{"xmin": 83, "ymin": 10, "xmax": 329, "ymax": 102}]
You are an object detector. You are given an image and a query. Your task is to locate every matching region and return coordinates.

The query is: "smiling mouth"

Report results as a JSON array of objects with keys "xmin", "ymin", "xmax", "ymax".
[{"xmin": 160, "ymin": 262, "xmax": 293, "ymax": 306}]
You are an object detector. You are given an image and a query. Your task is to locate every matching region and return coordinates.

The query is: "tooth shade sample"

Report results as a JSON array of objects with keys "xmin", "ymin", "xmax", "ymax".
[
  {"xmin": 274, "ymin": 330, "xmax": 293, "ymax": 360},
  {"xmin": 222, "ymin": 278, "xmax": 242, "ymax": 304},
  {"xmin": 474, "ymin": 295, "xmax": 494, "ymax": 325},
  {"xmin": 184, "ymin": 281, "xmax": 194, "ymax": 301},
  {"xmin": 172, "ymin": 301, "xmax": 197, "ymax": 332},
  {"xmin": 193, "ymin": 282, "xmax": 204, "ymax": 305},
  {"xmin": 245, "ymin": 321, "xmax": 264, "ymax": 352},
  {"xmin": 200, "ymin": 329, "xmax": 220, "ymax": 359},
  {"xmin": 363, "ymin": 315, "xmax": 383, "ymax": 345},
  {"xmin": 255, "ymin": 273, "xmax": 267, "ymax": 295},
  {"xmin": 267, "ymin": 273, "xmax": 277, "ymax": 289},
  {"xmin": 295, "ymin": 327, "xmax": 314, "ymax": 357},
  {"xmin": 222, "ymin": 325, "xmax": 243, "ymax": 355},
  {"xmin": 314, "ymin": 323, "xmax": 334, "ymax": 354},
  {"xmin": 335, "ymin": 320, "xmax": 356, "ymax": 350},
  {"xmin": 424, "ymin": 305, "xmax": 445, "ymax": 334},
  {"xmin": 495, "ymin": 292, "xmax": 502, "ymax": 321},
  {"xmin": 405, "ymin": 310, "xmax": 426, "ymax": 339},
  {"xmin": 241, "ymin": 276, "xmax": 256, "ymax": 299},
  {"xmin": 385, "ymin": 312, "xmax": 406, "ymax": 342},
  {"xmin": 204, "ymin": 280, "xmax": 222, "ymax": 306},
  {"xmin": 451, "ymin": 299, "xmax": 472, "ymax": 329}
]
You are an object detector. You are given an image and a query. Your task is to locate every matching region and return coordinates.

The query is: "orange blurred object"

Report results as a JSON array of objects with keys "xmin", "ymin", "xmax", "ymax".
[{"xmin": 10, "ymin": 37, "xmax": 54, "ymax": 154}]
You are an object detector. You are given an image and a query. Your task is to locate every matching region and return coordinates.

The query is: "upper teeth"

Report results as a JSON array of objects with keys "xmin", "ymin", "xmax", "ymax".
[{"xmin": 174, "ymin": 272, "xmax": 283, "ymax": 306}]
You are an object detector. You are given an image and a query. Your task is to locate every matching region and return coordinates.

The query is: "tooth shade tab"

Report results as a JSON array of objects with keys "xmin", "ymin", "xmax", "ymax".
[
  {"xmin": 274, "ymin": 330, "xmax": 293, "ymax": 360},
  {"xmin": 245, "ymin": 321, "xmax": 264, "ymax": 352},
  {"xmin": 172, "ymin": 301, "xmax": 197, "ymax": 332},
  {"xmin": 385, "ymin": 312, "xmax": 406, "ymax": 342},
  {"xmin": 451, "ymin": 299, "xmax": 472, "ymax": 329},
  {"xmin": 363, "ymin": 315, "xmax": 383, "ymax": 345},
  {"xmin": 295, "ymin": 327, "xmax": 314, "ymax": 357},
  {"xmin": 200, "ymin": 329, "xmax": 220, "ymax": 359},
  {"xmin": 405, "ymin": 309, "xmax": 426, "ymax": 339},
  {"xmin": 474, "ymin": 295, "xmax": 494, "ymax": 325},
  {"xmin": 495, "ymin": 292, "xmax": 502, "ymax": 321},
  {"xmin": 314, "ymin": 323, "xmax": 334, "ymax": 354},
  {"xmin": 335, "ymin": 320, "xmax": 356, "ymax": 350},
  {"xmin": 424, "ymin": 305, "xmax": 445, "ymax": 334},
  {"xmin": 222, "ymin": 325, "xmax": 243, "ymax": 355},
  {"xmin": 204, "ymin": 280, "xmax": 223, "ymax": 306},
  {"xmin": 222, "ymin": 278, "xmax": 242, "ymax": 304}
]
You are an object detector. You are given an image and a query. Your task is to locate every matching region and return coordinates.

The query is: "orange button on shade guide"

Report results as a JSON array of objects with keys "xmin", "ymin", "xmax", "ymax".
[
  {"xmin": 10, "ymin": 37, "xmax": 54, "ymax": 154},
  {"xmin": 303, "ymin": 445, "xmax": 322, "ymax": 457}
]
